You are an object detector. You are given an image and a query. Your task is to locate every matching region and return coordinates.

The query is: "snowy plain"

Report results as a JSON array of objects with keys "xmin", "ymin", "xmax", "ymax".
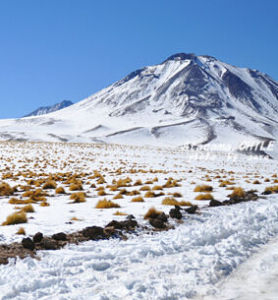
[{"xmin": 0, "ymin": 141, "xmax": 278, "ymax": 299}]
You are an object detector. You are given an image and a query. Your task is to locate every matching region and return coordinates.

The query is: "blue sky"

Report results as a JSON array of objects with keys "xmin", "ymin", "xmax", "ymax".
[{"xmin": 0, "ymin": 0, "xmax": 277, "ymax": 118}]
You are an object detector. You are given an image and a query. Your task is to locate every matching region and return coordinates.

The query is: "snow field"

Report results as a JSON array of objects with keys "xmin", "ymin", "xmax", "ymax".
[{"xmin": 0, "ymin": 141, "xmax": 278, "ymax": 299}]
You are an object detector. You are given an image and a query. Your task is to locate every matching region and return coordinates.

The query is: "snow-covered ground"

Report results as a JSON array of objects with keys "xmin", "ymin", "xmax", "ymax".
[{"xmin": 1, "ymin": 141, "xmax": 278, "ymax": 299}]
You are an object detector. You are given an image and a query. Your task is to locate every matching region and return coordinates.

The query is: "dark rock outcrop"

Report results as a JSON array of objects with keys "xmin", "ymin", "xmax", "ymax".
[{"xmin": 22, "ymin": 238, "xmax": 35, "ymax": 251}]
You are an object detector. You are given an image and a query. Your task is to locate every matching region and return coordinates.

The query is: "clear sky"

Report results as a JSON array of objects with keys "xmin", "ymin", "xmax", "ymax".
[{"xmin": 0, "ymin": 0, "xmax": 277, "ymax": 118}]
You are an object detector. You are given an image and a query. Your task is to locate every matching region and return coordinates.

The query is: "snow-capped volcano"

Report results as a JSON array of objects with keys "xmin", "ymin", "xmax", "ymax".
[{"xmin": 0, "ymin": 53, "xmax": 278, "ymax": 152}]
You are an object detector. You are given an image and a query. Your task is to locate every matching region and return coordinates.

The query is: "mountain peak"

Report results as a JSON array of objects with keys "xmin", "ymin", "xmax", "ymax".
[
  {"xmin": 24, "ymin": 100, "xmax": 73, "ymax": 117},
  {"xmin": 164, "ymin": 53, "xmax": 196, "ymax": 62}
]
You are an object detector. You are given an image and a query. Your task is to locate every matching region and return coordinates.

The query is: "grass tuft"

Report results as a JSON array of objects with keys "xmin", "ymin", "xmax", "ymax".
[
  {"xmin": 195, "ymin": 193, "xmax": 214, "ymax": 200},
  {"xmin": 55, "ymin": 186, "xmax": 66, "ymax": 194},
  {"xmin": 229, "ymin": 187, "xmax": 246, "ymax": 199},
  {"xmin": 194, "ymin": 185, "xmax": 213, "ymax": 192},
  {"xmin": 42, "ymin": 180, "xmax": 57, "ymax": 190},
  {"xmin": 144, "ymin": 207, "xmax": 162, "ymax": 220},
  {"xmin": 113, "ymin": 211, "xmax": 128, "ymax": 216},
  {"xmin": 131, "ymin": 196, "xmax": 144, "ymax": 202},
  {"xmin": 2, "ymin": 211, "xmax": 27, "ymax": 226},
  {"xmin": 16, "ymin": 227, "xmax": 26, "ymax": 235},
  {"xmin": 70, "ymin": 192, "xmax": 86, "ymax": 203},
  {"xmin": 0, "ymin": 182, "xmax": 14, "ymax": 196},
  {"xmin": 95, "ymin": 199, "xmax": 120, "ymax": 209},
  {"xmin": 21, "ymin": 204, "xmax": 35, "ymax": 213}
]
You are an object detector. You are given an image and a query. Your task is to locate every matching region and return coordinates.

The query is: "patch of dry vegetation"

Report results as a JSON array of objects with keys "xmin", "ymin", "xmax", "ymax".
[
  {"xmin": 2, "ymin": 211, "xmax": 27, "ymax": 226},
  {"xmin": 194, "ymin": 185, "xmax": 213, "ymax": 192},
  {"xmin": 95, "ymin": 199, "xmax": 120, "ymax": 209},
  {"xmin": 70, "ymin": 192, "xmax": 86, "ymax": 203},
  {"xmin": 144, "ymin": 207, "xmax": 162, "ymax": 219},
  {"xmin": 195, "ymin": 193, "xmax": 214, "ymax": 201}
]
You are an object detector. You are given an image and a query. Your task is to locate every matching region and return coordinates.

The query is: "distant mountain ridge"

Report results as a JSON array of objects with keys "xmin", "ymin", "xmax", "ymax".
[
  {"xmin": 24, "ymin": 100, "xmax": 73, "ymax": 117},
  {"xmin": 0, "ymin": 52, "xmax": 277, "ymax": 157}
]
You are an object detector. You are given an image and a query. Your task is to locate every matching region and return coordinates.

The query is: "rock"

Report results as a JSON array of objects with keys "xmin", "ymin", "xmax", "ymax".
[
  {"xmin": 245, "ymin": 190, "xmax": 259, "ymax": 201},
  {"xmin": 185, "ymin": 205, "xmax": 198, "ymax": 214},
  {"xmin": 209, "ymin": 199, "xmax": 222, "ymax": 207},
  {"xmin": 42, "ymin": 238, "xmax": 58, "ymax": 250},
  {"xmin": 149, "ymin": 218, "xmax": 166, "ymax": 229},
  {"xmin": 169, "ymin": 206, "xmax": 182, "ymax": 219},
  {"xmin": 82, "ymin": 226, "xmax": 105, "ymax": 240},
  {"xmin": 156, "ymin": 212, "xmax": 168, "ymax": 223},
  {"xmin": 262, "ymin": 190, "xmax": 272, "ymax": 195},
  {"xmin": 22, "ymin": 238, "xmax": 35, "ymax": 251},
  {"xmin": 224, "ymin": 190, "xmax": 259, "ymax": 205},
  {"xmin": 52, "ymin": 232, "xmax": 67, "ymax": 241},
  {"xmin": 33, "ymin": 232, "xmax": 43, "ymax": 243},
  {"xmin": 121, "ymin": 219, "xmax": 138, "ymax": 229},
  {"xmin": 104, "ymin": 226, "xmax": 116, "ymax": 236},
  {"xmin": 106, "ymin": 220, "xmax": 123, "ymax": 229},
  {"xmin": 106, "ymin": 219, "xmax": 138, "ymax": 230},
  {"xmin": 126, "ymin": 214, "xmax": 135, "ymax": 220}
]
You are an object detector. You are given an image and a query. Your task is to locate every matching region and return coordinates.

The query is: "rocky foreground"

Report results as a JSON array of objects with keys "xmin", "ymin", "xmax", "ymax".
[{"xmin": 0, "ymin": 189, "xmax": 265, "ymax": 265}]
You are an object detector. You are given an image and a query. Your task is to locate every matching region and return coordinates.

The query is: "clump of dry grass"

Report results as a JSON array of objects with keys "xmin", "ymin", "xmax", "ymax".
[
  {"xmin": 113, "ymin": 193, "xmax": 124, "ymax": 199},
  {"xmin": 195, "ymin": 193, "xmax": 214, "ymax": 201},
  {"xmin": 40, "ymin": 201, "xmax": 50, "ymax": 207},
  {"xmin": 194, "ymin": 185, "xmax": 213, "ymax": 192},
  {"xmin": 16, "ymin": 227, "xmax": 26, "ymax": 235},
  {"xmin": 2, "ymin": 211, "xmax": 27, "ymax": 226},
  {"xmin": 0, "ymin": 182, "xmax": 14, "ymax": 196},
  {"xmin": 133, "ymin": 179, "xmax": 143, "ymax": 186},
  {"xmin": 55, "ymin": 186, "xmax": 66, "ymax": 194},
  {"xmin": 145, "ymin": 180, "xmax": 153, "ymax": 184},
  {"xmin": 70, "ymin": 192, "xmax": 86, "ymax": 203},
  {"xmin": 219, "ymin": 180, "xmax": 234, "ymax": 187},
  {"xmin": 22, "ymin": 189, "xmax": 47, "ymax": 202},
  {"xmin": 69, "ymin": 183, "xmax": 83, "ymax": 191},
  {"xmin": 140, "ymin": 185, "xmax": 151, "ymax": 191},
  {"xmin": 162, "ymin": 197, "xmax": 180, "ymax": 206},
  {"xmin": 171, "ymin": 192, "xmax": 183, "ymax": 198},
  {"xmin": 127, "ymin": 190, "xmax": 140, "ymax": 196},
  {"xmin": 144, "ymin": 191, "xmax": 156, "ymax": 198},
  {"xmin": 152, "ymin": 185, "xmax": 163, "ymax": 191},
  {"xmin": 109, "ymin": 185, "xmax": 118, "ymax": 192},
  {"xmin": 153, "ymin": 177, "xmax": 158, "ymax": 182},
  {"xmin": 144, "ymin": 207, "xmax": 162, "ymax": 220},
  {"xmin": 118, "ymin": 188, "xmax": 128, "ymax": 195},
  {"xmin": 97, "ymin": 177, "xmax": 106, "ymax": 184},
  {"xmin": 162, "ymin": 197, "xmax": 192, "ymax": 206},
  {"xmin": 113, "ymin": 211, "xmax": 128, "ymax": 216},
  {"xmin": 264, "ymin": 185, "xmax": 278, "ymax": 194},
  {"xmin": 131, "ymin": 196, "xmax": 144, "ymax": 202},
  {"xmin": 9, "ymin": 198, "xmax": 33, "ymax": 205},
  {"xmin": 97, "ymin": 189, "xmax": 107, "ymax": 196},
  {"xmin": 253, "ymin": 180, "xmax": 261, "ymax": 184},
  {"xmin": 71, "ymin": 216, "xmax": 82, "ymax": 221},
  {"xmin": 42, "ymin": 180, "xmax": 57, "ymax": 190},
  {"xmin": 116, "ymin": 177, "xmax": 132, "ymax": 188},
  {"xmin": 21, "ymin": 204, "xmax": 35, "ymax": 213},
  {"xmin": 229, "ymin": 187, "xmax": 246, "ymax": 199},
  {"xmin": 163, "ymin": 178, "xmax": 180, "ymax": 188},
  {"xmin": 95, "ymin": 199, "xmax": 120, "ymax": 209}
]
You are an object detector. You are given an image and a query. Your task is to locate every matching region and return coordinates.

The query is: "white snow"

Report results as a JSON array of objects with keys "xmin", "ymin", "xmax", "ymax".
[
  {"xmin": 1, "ymin": 196, "xmax": 278, "ymax": 299},
  {"xmin": 0, "ymin": 142, "xmax": 278, "ymax": 299}
]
